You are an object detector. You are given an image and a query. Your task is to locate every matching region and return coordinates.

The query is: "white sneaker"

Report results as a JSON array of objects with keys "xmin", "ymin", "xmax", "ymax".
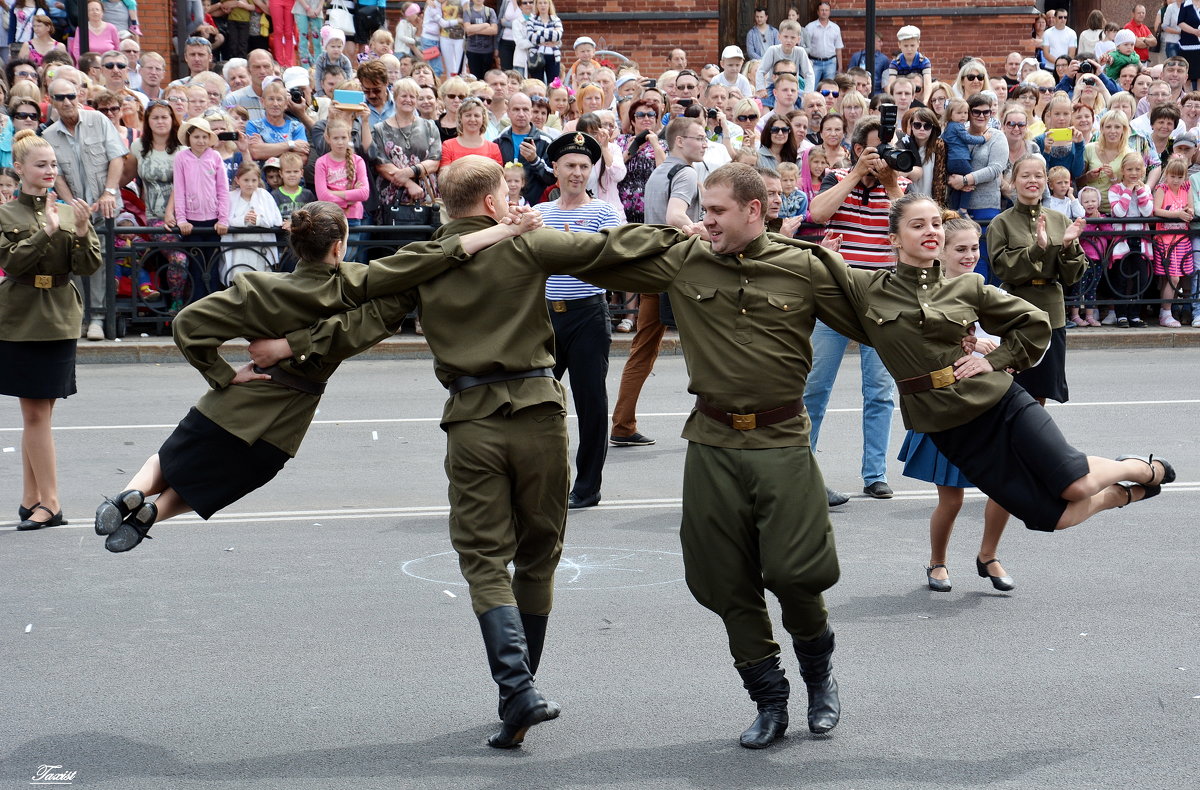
[
  {"xmin": 1192, "ymin": 316, "xmax": 1200, "ymax": 328},
  {"xmin": 1100, "ymin": 310, "xmax": 1117, "ymax": 325},
  {"xmin": 86, "ymin": 321, "xmax": 104, "ymax": 341}
]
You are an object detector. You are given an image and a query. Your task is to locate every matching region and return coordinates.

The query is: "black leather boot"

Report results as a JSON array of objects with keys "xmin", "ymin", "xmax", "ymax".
[
  {"xmin": 735, "ymin": 655, "xmax": 789, "ymax": 749},
  {"xmin": 793, "ymin": 626, "xmax": 840, "ymax": 734},
  {"xmin": 479, "ymin": 605, "xmax": 560, "ymax": 749},
  {"xmin": 497, "ymin": 612, "xmax": 549, "ymax": 720}
]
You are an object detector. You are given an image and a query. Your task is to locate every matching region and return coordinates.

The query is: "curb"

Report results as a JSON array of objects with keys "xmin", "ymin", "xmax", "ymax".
[{"xmin": 74, "ymin": 327, "xmax": 1199, "ymax": 364}]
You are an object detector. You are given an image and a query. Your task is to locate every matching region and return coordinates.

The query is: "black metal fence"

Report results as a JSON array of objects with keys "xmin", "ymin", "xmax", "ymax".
[{"xmin": 84, "ymin": 216, "xmax": 1199, "ymax": 339}]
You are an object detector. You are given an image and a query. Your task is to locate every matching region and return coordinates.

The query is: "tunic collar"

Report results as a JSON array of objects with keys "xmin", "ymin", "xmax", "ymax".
[
  {"xmin": 731, "ymin": 232, "xmax": 771, "ymax": 260},
  {"xmin": 896, "ymin": 261, "xmax": 943, "ymax": 283},
  {"xmin": 16, "ymin": 191, "xmax": 47, "ymax": 209},
  {"xmin": 1014, "ymin": 200, "xmax": 1041, "ymax": 218},
  {"xmin": 294, "ymin": 258, "xmax": 341, "ymax": 279}
]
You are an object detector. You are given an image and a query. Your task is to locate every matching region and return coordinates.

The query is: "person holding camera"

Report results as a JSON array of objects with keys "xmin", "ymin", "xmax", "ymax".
[{"xmin": 806, "ymin": 115, "xmax": 910, "ymax": 506}]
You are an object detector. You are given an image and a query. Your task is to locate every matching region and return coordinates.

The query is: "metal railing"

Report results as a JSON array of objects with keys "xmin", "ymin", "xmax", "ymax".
[{"xmin": 83, "ymin": 216, "xmax": 1199, "ymax": 339}]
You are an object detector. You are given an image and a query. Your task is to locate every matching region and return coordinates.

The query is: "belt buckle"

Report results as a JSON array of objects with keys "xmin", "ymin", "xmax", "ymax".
[
  {"xmin": 34, "ymin": 274, "xmax": 53, "ymax": 289},
  {"xmin": 551, "ymin": 300, "xmax": 567, "ymax": 313},
  {"xmin": 930, "ymin": 367, "xmax": 956, "ymax": 389},
  {"xmin": 731, "ymin": 412, "xmax": 757, "ymax": 430}
]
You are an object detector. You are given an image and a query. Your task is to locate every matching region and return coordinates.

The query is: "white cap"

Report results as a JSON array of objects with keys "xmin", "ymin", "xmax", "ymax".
[
  {"xmin": 282, "ymin": 66, "xmax": 310, "ymax": 90},
  {"xmin": 573, "ymin": 36, "xmax": 596, "ymax": 49},
  {"xmin": 897, "ymin": 25, "xmax": 921, "ymax": 42},
  {"xmin": 721, "ymin": 45, "xmax": 745, "ymax": 60},
  {"xmin": 1114, "ymin": 29, "xmax": 1137, "ymax": 46}
]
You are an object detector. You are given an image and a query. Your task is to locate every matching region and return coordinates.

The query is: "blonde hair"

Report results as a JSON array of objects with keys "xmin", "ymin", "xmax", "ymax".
[
  {"xmin": 1047, "ymin": 165, "xmax": 1071, "ymax": 183},
  {"xmin": 324, "ymin": 117, "xmax": 358, "ymax": 187},
  {"xmin": 776, "ymin": 161, "xmax": 799, "ymax": 178},
  {"xmin": 12, "ymin": 128, "xmax": 51, "ymax": 164},
  {"xmin": 1098, "ymin": 109, "xmax": 1131, "ymax": 154},
  {"xmin": 392, "ymin": 77, "xmax": 421, "ymax": 98},
  {"xmin": 1164, "ymin": 155, "xmax": 1188, "ymax": 179},
  {"xmin": 370, "ymin": 28, "xmax": 394, "ymax": 47},
  {"xmin": 1118, "ymin": 150, "xmax": 1145, "ymax": 175},
  {"xmin": 942, "ymin": 98, "xmax": 969, "ymax": 126},
  {"xmin": 440, "ymin": 155, "xmax": 504, "ymax": 218}
]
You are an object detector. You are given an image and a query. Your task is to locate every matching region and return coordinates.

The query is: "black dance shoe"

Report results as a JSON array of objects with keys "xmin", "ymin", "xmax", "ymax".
[
  {"xmin": 926, "ymin": 564, "xmax": 952, "ymax": 592},
  {"xmin": 1116, "ymin": 454, "xmax": 1175, "ymax": 500},
  {"xmin": 17, "ymin": 505, "xmax": 66, "ymax": 531},
  {"xmin": 567, "ymin": 492, "xmax": 601, "ymax": 509},
  {"xmin": 95, "ymin": 489, "xmax": 145, "ymax": 535},
  {"xmin": 826, "ymin": 487, "xmax": 849, "ymax": 507},
  {"xmin": 105, "ymin": 501, "xmax": 158, "ymax": 553},
  {"xmin": 976, "ymin": 557, "xmax": 1015, "ymax": 592},
  {"xmin": 18, "ymin": 503, "xmax": 38, "ymax": 521}
]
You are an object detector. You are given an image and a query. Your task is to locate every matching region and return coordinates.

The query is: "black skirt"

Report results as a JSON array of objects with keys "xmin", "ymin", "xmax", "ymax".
[
  {"xmin": 0, "ymin": 339, "xmax": 78, "ymax": 399},
  {"xmin": 1013, "ymin": 326, "xmax": 1068, "ymax": 403},
  {"xmin": 159, "ymin": 408, "xmax": 291, "ymax": 520},
  {"xmin": 929, "ymin": 383, "xmax": 1090, "ymax": 532}
]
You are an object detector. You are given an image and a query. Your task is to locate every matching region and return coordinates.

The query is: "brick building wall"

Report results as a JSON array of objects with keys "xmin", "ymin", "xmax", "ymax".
[{"xmin": 140, "ymin": 3, "xmax": 175, "ymax": 79}]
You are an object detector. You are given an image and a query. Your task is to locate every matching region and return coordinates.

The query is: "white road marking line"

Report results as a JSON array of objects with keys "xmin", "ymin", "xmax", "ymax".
[
  {"xmin": 9, "ymin": 487, "xmax": 1199, "ymax": 531},
  {"xmin": 4, "ymin": 399, "xmax": 1200, "ymax": 433}
]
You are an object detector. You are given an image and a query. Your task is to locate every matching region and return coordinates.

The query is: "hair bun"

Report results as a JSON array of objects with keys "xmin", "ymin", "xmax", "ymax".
[
  {"xmin": 12, "ymin": 129, "xmax": 37, "ymax": 145},
  {"xmin": 940, "ymin": 208, "xmax": 960, "ymax": 222}
]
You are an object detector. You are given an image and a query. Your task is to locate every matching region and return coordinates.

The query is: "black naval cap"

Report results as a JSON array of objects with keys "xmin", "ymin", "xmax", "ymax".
[{"xmin": 546, "ymin": 131, "xmax": 602, "ymax": 164}]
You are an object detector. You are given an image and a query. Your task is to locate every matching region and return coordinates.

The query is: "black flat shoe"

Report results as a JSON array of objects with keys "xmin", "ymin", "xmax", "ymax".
[
  {"xmin": 976, "ymin": 557, "xmax": 1014, "ymax": 592},
  {"xmin": 826, "ymin": 487, "xmax": 849, "ymax": 507},
  {"xmin": 105, "ymin": 501, "xmax": 157, "ymax": 553},
  {"xmin": 926, "ymin": 563, "xmax": 952, "ymax": 592},
  {"xmin": 18, "ymin": 502, "xmax": 39, "ymax": 522},
  {"xmin": 567, "ymin": 492, "xmax": 600, "ymax": 509},
  {"xmin": 17, "ymin": 505, "xmax": 65, "ymax": 531},
  {"xmin": 1116, "ymin": 454, "xmax": 1175, "ymax": 499},
  {"xmin": 95, "ymin": 489, "xmax": 145, "ymax": 536}
]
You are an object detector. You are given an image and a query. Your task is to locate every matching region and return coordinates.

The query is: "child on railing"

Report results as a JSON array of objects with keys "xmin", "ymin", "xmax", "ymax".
[
  {"xmin": 1075, "ymin": 186, "xmax": 1107, "ymax": 327},
  {"xmin": 1107, "ymin": 151, "xmax": 1153, "ymax": 327},
  {"xmin": 1152, "ymin": 156, "xmax": 1194, "ymax": 327},
  {"xmin": 114, "ymin": 212, "xmax": 159, "ymax": 301},
  {"xmin": 223, "ymin": 162, "xmax": 282, "ymax": 284}
]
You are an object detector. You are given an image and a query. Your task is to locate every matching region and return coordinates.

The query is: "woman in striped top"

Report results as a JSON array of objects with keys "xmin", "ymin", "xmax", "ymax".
[{"xmin": 525, "ymin": 0, "xmax": 563, "ymax": 85}]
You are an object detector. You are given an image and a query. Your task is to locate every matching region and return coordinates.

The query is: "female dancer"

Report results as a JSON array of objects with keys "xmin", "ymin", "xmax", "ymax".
[
  {"xmin": 816, "ymin": 192, "xmax": 1175, "ymax": 535},
  {"xmin": 896, "ymin": 213, "xmax": 1013, "ymax": 592},
  {"xmin": 0, "ymin": 130, "xmax": 100, "ymax": 530},
  {"xmin": 94, "ymin": 201, "xmax": 541, "ymax": 552},
  {"xmin": 988, "ymin": 153, "xmax": 1087, "ymax": 405}
]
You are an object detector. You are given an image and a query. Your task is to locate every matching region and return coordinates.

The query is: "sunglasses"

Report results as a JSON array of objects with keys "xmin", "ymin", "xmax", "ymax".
[
  {"xmin": 51, "ymin": 93, "xmax": 77, "ymax": 102},
  {"xmin": 736, "ymin": 113, "xmax": 759, "ymax": 122},
  {"xmin": 910, "ymin": 121, "xmax": 931, "ymax": 131},
  {"xmin": 445, "ymin": 93, "xmax": 465, "ymax": 100},
  {"xmin": 633, "ymin": 110, "xmax": 657, "ymax": 119},
  {"xmin": 14, "ymin": 70, "xmax": 37, "ymax": 80},
  {"xmin": 969, "ymin": 108, "xmax": 992, "ymax": 117},
  {"xmin": 1037, "ymin": 86, "xmax": 1055, "ymax": 94},
  {"xmin": 97, "ymin": 106, "xmax": 121, "ymax": 114},
  {"xmin": 820, "ymin": 89, "xmax": 839, "ymax": 97},
  {"xmin": 963, "ymin": 74, "xmax": 986, "ymax": 82},
  {"xmin": 103, "ymin": 62, "xmax": 128, "ymax": 70},
  {"xmin": 770, "ymin": 127, "xmax": 791, "ymax": 134},
  {"xmin": 12, "ymin": 111, "xmax": 39, "ymax": 121},
  {"xmin": 773, "ymin": 70, "xmax": 796, "ymax": 78},
  {"xmin": 1005, "ymin": 120, "xmax": 1027, "ymax": 129}
]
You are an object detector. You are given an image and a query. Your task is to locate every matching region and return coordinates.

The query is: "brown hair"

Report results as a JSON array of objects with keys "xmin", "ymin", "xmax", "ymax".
[
  {"xmin": 288, "ymin": 201, "xmax": 348, "ymax": 262},
  {"xmin": 703, "ymin": 162, "xmax": 769, "ymax": 211},
  {"xmin": 439, "ymin": 155, "xmax": 504, "ymax": 218}
]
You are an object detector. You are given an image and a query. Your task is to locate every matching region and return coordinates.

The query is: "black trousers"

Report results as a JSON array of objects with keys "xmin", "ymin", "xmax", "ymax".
[
  {"xmin": 549, "ymin": 297, "xmax": 611, "ymax": 500},
  {"xmin": 466, "ymin": 50, "xmax": 494, "ymax": 80},
  {"xmin": 498, "ymin": 38, "xmax": 515, "ymax": 70}
]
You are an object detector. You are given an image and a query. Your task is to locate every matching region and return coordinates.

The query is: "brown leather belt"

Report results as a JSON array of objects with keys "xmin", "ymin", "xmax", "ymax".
[
  {"xmin": 9, "ymin": 273, "xmax": 70, "ymax": 289},
  {"xmin": 896, "ymin": 365, "xmax": 956, "ymax": 396},
  {"xmin": 694, "ymin": 396, "xmax": 803, "ymax": 431},
  {"xmin": 547, "ymin": 294, "xmax": 606, "ymax": 313},
  {"xmin": 253, "ymin": 364, "xmax": 326, "ymax": 396}
]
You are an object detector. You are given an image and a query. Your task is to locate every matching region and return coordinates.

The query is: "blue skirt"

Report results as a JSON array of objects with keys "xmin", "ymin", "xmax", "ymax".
[{"xmin": 897, "ymin": 430, "xmax": 974, "ymax": 488}]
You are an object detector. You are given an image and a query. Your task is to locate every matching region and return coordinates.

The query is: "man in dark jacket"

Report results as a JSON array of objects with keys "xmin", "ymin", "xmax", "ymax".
[{"xmin": 495, "ymin": 92, "xmax": 556, "ymax": 205}]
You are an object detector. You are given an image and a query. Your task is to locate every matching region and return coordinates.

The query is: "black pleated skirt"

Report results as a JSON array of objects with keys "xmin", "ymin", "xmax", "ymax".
[
  {"xmin": 158, "ymin": 408, "xmax": 290, "ymax": 520},
  {"xmin": 1013, "ymin": 326, "xmax": 1068, "ymax": 403},
  {"xmin": 930, "ymin": 383, "xmax": 1090, "ymax": 532},
  {"xmin": 0, "ymin": 339, "xmax": 77, "ymax": 399}
]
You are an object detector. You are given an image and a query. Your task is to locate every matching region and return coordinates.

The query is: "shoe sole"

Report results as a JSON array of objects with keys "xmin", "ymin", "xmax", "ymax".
[
  {"xmin": 95, "ymin": 491, "xmax": 143, "ymax": 536},
  {"xmin": 609, "ymin": 438, "xmax": 655, "ymax": 446}
]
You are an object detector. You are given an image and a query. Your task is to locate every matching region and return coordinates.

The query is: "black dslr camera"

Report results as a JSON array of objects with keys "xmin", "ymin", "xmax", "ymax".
[{"xmin": 876, "ymin": 104, "xmax": 917, "ymax": 172}]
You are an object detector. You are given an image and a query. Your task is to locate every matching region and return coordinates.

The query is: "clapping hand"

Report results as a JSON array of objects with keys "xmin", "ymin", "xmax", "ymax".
[
  {"xmin": 820, "ymin": 233, "xmax": 843, "ymax": 252},
  {"xmin": 43, "ymin": 195, "xmax": 60, "ymax": 235},
  {"xmin": 1035, "ymin": 214, "xmax": 1049, "ymax": 249},
  {"xmin": 1062, "ymin": 217, "xmax": 1087, "ymax": 244}
]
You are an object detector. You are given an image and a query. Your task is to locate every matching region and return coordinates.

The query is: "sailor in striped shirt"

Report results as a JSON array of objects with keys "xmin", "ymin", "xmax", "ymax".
[{"xmin": 537, "ymin": 132, "xmax": 624, "ymax": 509}]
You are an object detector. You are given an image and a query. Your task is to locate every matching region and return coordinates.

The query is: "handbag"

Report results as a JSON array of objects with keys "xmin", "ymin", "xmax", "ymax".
[
  {"xmin": 380, "ymin": 203, "xmax": 441, "ymax": 228},
  {"xmin": 526, "ymin": 49, "xmax": 545, "ymax": 72},
  {"xmin": 327, "ymin": 0, "xmax": 355, "ymax": 35},
  {"xmin": 421, "ymin": 44, "xmax": 442, "ymax": 60}
]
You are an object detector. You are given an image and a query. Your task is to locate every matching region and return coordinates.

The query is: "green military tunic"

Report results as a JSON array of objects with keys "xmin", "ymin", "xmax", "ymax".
[
  {"xmin": 986, "ymin": 202, "xmax": 1088, "ymax": 329},
  {"xmin": 173, "ymin": 236, "xmax": 467, "ymax": 456},
  {"xmin": 796, "ymin": 249, "xmax": 1053, "ymax": 434},
  {"xmin": 0, "ymin": 192, "xmax": 102, "ymax": 342},
  {"xmin": 289, "ymin": 217, "xmax": 692, "ymax": 615}
]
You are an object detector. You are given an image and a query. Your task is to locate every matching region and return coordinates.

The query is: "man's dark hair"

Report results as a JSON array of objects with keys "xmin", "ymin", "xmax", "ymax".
[
  {"xmin": 321, "ymin": 65, "xmax": 346, "ymax": 81},
  {"xmin": 4, "ymin": 58, "xmax": 35, "ymax": 89},
  {"xmin": 850, "ymin": 116, "xmax": 883, "ymax": 159}
]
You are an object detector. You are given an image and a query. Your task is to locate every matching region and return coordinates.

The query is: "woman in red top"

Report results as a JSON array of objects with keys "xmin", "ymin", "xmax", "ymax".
[{"xmin": 439, "ymin": 96, "xmax": 502, "ymax": 166}]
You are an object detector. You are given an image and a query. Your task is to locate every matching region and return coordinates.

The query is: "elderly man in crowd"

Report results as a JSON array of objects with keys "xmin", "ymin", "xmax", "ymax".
[
  {"xmin": 42, "ymin": 74, "xmax": 127, "ymax": 341},
  {"xmin": 223, "ymin": 49, "xmax": 276, "ymax": 120}
]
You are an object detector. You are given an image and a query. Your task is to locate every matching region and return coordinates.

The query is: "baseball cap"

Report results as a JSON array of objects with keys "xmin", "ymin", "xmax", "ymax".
[
  {"xmin": 282, "ymin": 67, "xmax": 310, "ymax": 90},
  {"xmin": 573, "ymin": 36, "xmax": 596, "ymax": 49},
  {"xmin": 721, "ymin": 45, "xmax": 745, "ymax": 60}
]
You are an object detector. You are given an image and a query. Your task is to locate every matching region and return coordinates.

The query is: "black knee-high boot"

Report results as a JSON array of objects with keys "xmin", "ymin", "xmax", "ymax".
[
  {"xmin": 735, "ymin": 655, "xmax": 789, "ymax": 749},
  {"xmin": 478, "ymin": 605, "xmax": 560, "ymax": 749},
  {"xmin": 793, "ymin": 626, "xmax": 840, "ymax": 734},
  {"xmin": 521, "ymin": 612, "xmax": 548, "ymax": 676}
]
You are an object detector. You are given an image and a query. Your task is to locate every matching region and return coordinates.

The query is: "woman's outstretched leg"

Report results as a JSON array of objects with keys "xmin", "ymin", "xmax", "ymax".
[
  {"xmin": 978, "ymin": 499, "xmax": 1011, "ymax": 575},
  {"xmin": 1056, "ymin": 456, "xmax": 1173, "ymax": 529}
]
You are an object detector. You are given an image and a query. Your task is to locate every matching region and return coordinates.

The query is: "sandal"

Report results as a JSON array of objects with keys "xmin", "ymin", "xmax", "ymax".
[
  {"xmin": 105, "ymin": 501, "xmax": 157, "ymax": 553},
  {"xmin": 1116, "ymin": 454, "xmax": 1175, "ymax": 498},
  {"xmin": 18, "ymin": 502, "xmax": 39, "ymax": 522},
  {"xmin": 17, "ymin": 504, "xmax": 66, "ymax": 531},
  {"xmin": 95, "ymin": 489, "xmax": 145, "ymax": 536}
]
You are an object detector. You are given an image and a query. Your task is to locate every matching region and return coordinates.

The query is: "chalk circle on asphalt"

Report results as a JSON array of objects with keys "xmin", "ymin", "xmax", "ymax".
[{"xmin": 401, "ymin": 547, "xmax": 685, "ymax": 591}]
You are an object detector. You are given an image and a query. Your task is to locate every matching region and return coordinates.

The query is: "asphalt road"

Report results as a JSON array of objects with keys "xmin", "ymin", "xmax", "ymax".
[{"xmin": 2, "ymin": 349, "xmax": 1198, "ymax": 790}]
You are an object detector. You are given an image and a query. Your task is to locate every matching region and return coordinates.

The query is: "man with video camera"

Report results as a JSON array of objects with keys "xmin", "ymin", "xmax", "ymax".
[{"xmin": 806, "ymin": 113, "xmax": 911, "ymax": 507}]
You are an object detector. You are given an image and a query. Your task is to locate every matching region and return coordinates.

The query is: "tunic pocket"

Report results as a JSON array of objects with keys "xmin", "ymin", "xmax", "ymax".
[
  {"xmin": 864, "ymin": 306, "xmax": 902, "ymax": 326},
  {"xmin": 681, "ymin": 282, "xmax": 717, "ymax": 302},
  {"xmin": 766, "ymin": 292, "xmax": 804, "ymax": 311},
  {"xmin": 938, "ymin": 308, "xmax": 978, "ymax": 328}
]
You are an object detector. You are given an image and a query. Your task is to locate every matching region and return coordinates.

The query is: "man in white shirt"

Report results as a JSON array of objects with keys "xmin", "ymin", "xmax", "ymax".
[
  {"xmin": 803, "ymin": 1, "xmax": 843, "ymax": 83},
  {"xmin": 1042, "ymin": 10, "xmax": 1078, "ymax": 60}
]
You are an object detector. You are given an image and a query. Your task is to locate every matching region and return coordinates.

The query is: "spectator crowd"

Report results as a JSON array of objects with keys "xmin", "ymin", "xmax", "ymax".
[{"xmin": 1, "ymin": 0, "xmax": 1199, "ymax": 339}]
